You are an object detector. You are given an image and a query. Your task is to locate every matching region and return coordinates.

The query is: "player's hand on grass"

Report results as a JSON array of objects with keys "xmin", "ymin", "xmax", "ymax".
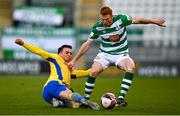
[
  {"xmin": 154, "ymin": 18, "xmax": 166, "ymax": 27},
  {"xmin": 15, "ymin": 38, "xmax": 24, "ymax": 46}
]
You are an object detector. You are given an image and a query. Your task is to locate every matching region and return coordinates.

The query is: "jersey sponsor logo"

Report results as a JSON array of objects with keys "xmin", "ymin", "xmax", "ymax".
[
  {"xmin": 125, "ymin": 15, "xmax": 132, "ymax": 21},
  {"xmin": 89, "ymin": 32, "xmax": 94, "ymax": 38}
]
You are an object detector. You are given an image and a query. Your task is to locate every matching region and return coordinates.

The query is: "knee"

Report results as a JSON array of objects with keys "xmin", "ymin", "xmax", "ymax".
[
  {"xmin": 60, "ymin": 89, "xmax": 72, "ymax": 100},
  {"xmin": 126, "ymin": 65, "xmax": 136, "ymax": 73},
  {"xmin": 90, "ymin": 70, "xmax": 100, "ymax": 77}
]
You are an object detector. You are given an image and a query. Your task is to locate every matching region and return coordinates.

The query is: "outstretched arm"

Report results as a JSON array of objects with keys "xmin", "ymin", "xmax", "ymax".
[
  {"xmin": 67, "ymin": 39, "xmax": 93, "ymax": 68},
  {"xmin": 132, "ymin": 17, "xmax": 166, "ymax": 27},
  {"xmin": 15, "ymin": 38, "xmax": 51, "ymax": 59},
  {"xmin": 71, "ymin": 69, "xmax": 91, "ymax": 79}
]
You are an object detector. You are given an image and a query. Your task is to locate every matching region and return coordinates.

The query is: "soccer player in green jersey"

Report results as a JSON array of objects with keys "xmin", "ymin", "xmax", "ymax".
[{"xmin": 67, "ymin": 6, "xmax": 165, "ymax": 107}]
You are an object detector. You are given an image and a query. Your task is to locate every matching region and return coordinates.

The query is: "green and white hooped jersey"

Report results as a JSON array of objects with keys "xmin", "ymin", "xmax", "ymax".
[{"xmin": 89, "ymin": 14, "xmax": 133, "ymax": 55}]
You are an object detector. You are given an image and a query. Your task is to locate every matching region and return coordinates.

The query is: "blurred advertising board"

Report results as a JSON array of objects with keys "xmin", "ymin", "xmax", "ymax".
[
  {"xmin": 0, "ymin": 60, "xmax": 49, "ymax": 75},
  {"xmin": 0, "ymin": 60, "xmax": 179, "ymax": 76},
  {"xmin": 137, "ymin": 61, "xmax": 180, "ymax": 77},
  {"xmin": 1, "ymin": 27, "xmax": 76, "ymax": 60},
  {"xmin": 13, "ymin": 6, "xmax": 64, "ymax": 26}
]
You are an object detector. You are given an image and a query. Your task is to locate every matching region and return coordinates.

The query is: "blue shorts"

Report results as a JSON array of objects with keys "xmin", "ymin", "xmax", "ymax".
[{"xmin": 42, "ymin": 81, "xmax": 67, "ymax": 104}]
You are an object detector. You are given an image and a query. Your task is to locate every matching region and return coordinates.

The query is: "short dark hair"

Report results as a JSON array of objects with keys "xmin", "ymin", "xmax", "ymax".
[{"xmin": 58, "ymin": 45, "xmax": 72, "ymax": 54}]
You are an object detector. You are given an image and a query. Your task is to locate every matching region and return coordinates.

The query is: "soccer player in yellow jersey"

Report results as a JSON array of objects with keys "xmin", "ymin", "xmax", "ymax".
[{"xmin": 15, "ymin": 38, "xmax": 100, "ymax": 110}]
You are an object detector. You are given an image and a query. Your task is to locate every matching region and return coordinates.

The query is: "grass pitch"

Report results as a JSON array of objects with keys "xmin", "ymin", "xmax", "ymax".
[{"xmin": 0, "ymin": 75, "xmax": 180, "ymax": 115}]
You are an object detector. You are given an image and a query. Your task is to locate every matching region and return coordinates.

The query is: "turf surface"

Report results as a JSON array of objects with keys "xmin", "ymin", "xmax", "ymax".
[{"xmin": 0, "ymin": 75, "xmax": 179, "ymax": 115}]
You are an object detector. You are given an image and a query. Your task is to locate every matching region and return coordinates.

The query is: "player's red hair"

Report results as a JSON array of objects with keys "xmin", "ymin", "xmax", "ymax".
[{"xmin": 100, "ymin": 6, "xmax": 112, "ymax": 16}]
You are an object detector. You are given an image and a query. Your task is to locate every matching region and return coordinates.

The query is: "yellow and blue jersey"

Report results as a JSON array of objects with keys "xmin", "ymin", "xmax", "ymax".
[{"xmin": 23, "ymin": 42, "xmax": 90, "ymax": 87}]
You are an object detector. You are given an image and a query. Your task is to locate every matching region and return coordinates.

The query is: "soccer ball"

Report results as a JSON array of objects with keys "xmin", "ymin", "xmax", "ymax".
[{"xmin": 101, "ymin": 92, "xmax": 117, "ymax": 109}]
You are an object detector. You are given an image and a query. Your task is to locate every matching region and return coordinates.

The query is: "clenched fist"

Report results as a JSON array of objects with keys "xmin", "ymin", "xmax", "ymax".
[
  {"xmin": 154, "ymin": 18, "xmax": 166, "ymax": 27},
  {"xmin": 15, "ymin": 38, "xmax": 24, "ymax": 46}
]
